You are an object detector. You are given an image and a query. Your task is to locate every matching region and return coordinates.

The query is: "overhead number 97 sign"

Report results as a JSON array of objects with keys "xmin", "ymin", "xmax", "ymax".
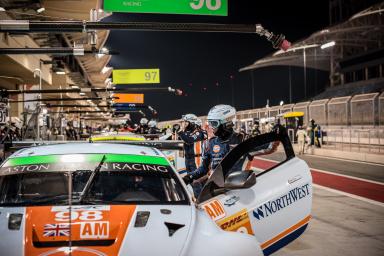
[
  {"xmin": 104, "ymin": 0, "xmax": 228, "ymax": 16},
  {"xmin": 113, "ymin": 69, "xmax": 160, "ymax": 84}
]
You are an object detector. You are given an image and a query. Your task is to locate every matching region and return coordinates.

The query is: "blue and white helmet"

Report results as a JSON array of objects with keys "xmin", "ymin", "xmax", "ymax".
[
  {"xmin": 140, "ymin": 118, "xmax": 148, "ymax": 125},
  {"xmin": 207, "ymin": 104, "xmax": 236, "ymax": 129},
  {"xmin": 182, "ymin": 113, "xmax": 199, "ymax": 125}
]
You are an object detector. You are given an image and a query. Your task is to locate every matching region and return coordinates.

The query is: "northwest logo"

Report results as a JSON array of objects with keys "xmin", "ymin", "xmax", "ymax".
[{"xmin": 253, "ymin": 184, "xmax": 310, "ymax": 220}]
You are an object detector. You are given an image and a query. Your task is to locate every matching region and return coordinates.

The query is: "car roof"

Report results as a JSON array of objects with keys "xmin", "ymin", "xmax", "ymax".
[{"xmin": 10, "ymin": 143, "xmax": 163, "ymax": 158}]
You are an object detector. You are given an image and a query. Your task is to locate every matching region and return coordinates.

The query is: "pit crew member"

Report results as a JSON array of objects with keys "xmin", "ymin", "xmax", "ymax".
[{"xmin": 183, "ymin": 105, "xmax": 244, "ymax": 189}]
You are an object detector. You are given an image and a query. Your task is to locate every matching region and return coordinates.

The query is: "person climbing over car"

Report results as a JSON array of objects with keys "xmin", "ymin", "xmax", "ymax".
[{"xmin": 183, "ymin": 105, "xmax": 244, "ymax": 192}]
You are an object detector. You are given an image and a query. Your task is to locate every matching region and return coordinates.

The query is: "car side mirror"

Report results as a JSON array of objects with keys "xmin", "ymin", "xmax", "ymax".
[{"xmin": 224, "ymin": 170, "xmax": 256, "ymax": 190}]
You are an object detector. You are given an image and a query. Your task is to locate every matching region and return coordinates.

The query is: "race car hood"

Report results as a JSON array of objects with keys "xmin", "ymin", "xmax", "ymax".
[{"xmin": 0, "ymin": 204, "xmax": 192, "ymax": 256}]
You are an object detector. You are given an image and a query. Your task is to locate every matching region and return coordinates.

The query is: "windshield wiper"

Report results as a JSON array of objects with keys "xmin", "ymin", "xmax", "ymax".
[{"xmin": 78, "ymin": 155, "xmax": 106, "ymax": 203}]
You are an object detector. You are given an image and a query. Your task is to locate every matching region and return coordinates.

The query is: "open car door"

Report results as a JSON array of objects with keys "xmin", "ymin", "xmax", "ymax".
[{"xmin": 197, "ymin": 128, "xmax": 312, "ymax": 255}]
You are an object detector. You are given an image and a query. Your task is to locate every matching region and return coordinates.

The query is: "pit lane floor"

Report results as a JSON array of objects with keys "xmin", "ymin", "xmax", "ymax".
[
  {"xmin": 275, "ymin": 186, "xmax": 384, "ymax": 256},
  {"xmin": 269, "ymin": 154, "xmax": 384, "ymax": 255}
]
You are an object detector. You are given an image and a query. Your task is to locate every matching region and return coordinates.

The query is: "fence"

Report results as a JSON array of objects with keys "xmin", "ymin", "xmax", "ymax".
[
  {"xmin": 159, "ymin": 92, "xmax": 384, "ymax": 128},
  {"xmin": 322, "ymin": 127, "xmax": 384, "ymax": 153},
  {"xmin": 379, "ymin": 92, "xmax": 384, "ymax": 126}
]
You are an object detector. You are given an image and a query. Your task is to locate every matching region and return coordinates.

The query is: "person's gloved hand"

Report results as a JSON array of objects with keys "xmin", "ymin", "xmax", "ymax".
[{"xmin": 183, "ymin": 174, "xmax": 193, "ymax": 185}]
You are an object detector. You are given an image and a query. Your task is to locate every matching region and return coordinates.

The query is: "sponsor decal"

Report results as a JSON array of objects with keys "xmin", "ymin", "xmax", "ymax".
[
  {"xmin": 224, "ymin": 195, "xmax": 240, "ymax": 207},
  {"xmin": 25, "ymin": 205, "xmax": 136, "ymax": 255},
  {"xmin": 80, "ymin": 221, "xmax": 109, "ymax": 239},
  {"xmin": 0, "ymin": 164, "xmax": 50, "ymax": 175},
  {"xmin": 253, "ymin": 184, "xmax": 310, "ymax": 221},
  {"xmin": 1, "ymin": 162, "xmax": 170, "ymax": 175},
  {"xmin": 51, "ymin": 205, "xmax": 110, "ymax": 212},
  {"xmin": 2, "ymin": 153, "xmax": 169, "ymax": 168},
  {"xmin": 202, "ymin": 199, "xmax": 226, "ymax": 221},
  {"xmin": 217, "ymin": 209, "xmax": 254, "ymax": 235},
  {"xmin": 43, "ymin": 223, "xmax": 70, "ymax": 237},
  {"xmin": 109, "ymin": 163, "xmax": 168, "ymax": 172},
  {"xmin": 213, "ymin": 145, "xmax": 221, "ymax": 153}
]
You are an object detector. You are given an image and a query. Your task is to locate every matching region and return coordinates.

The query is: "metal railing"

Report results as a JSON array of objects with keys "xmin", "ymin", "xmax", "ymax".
[{"xmin": 322, "ymin": 127, "xmax": 384, "ymax": 153}]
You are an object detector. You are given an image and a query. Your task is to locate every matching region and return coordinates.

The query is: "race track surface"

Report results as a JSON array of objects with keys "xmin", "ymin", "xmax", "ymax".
[{"xmin": 275, "ymin": 187, "xmax": 384, "ymax": 256}]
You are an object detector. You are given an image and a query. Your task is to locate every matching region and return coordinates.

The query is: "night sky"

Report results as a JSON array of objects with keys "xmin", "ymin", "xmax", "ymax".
[{"xmin": 105, "ymin": 1, "xmax": 331, "ymax": 121}]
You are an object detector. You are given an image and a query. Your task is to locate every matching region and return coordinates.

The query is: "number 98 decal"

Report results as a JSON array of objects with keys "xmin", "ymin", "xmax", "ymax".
[{"xmin": 55, "ymin": 210, "xmax": 103, "ymax": 222}]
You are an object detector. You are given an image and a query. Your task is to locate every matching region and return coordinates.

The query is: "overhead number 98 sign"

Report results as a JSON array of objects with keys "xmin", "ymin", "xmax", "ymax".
[{"xmin": 104, "ymin": 0, "xmax": 228, "ymax": 16}]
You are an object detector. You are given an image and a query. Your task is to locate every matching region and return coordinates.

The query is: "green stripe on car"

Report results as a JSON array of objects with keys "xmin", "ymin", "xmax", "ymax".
[{"xmin": 3, "ymin": 154, "xmax": 169, "ymax": 167}]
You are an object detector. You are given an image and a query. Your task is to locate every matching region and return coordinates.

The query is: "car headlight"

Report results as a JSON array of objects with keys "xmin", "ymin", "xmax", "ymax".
[
  {"xmin": 134, "ymin": 211, "xmax": 150, "ymax": 227},
  {"xmin": 8, "ymin": 213, "xmax": 23, "ymax": 230}
]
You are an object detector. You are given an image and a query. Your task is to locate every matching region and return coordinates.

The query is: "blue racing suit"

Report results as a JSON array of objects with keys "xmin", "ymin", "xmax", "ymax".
[
  {"xmin": 190, "ymin": 132, "xmax": 244, "ymax": 180},
  {"xmin": 178, "ymin": 129, "xmax": 208, "ymax": 173},
  {"xmin": 178, "ymin": 129, "xmax": 208, "ymax": 195}
]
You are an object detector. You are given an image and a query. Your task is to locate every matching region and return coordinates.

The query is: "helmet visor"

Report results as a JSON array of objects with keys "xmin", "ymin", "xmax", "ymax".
[{"xmin": 208, "ymin": 120, "xmax": 221, "ymax": 129}]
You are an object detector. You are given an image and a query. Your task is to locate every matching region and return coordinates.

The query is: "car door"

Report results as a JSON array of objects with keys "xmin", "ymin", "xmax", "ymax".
[{"xmin": 197, "ymin": 129, "xmax": 312, "ymax": 256}]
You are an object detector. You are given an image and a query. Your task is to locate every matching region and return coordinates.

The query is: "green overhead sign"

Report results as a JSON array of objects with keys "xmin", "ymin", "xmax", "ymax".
[{"xmin": 104, "ymin": 0, "xmax": 228, "ymax": 16}]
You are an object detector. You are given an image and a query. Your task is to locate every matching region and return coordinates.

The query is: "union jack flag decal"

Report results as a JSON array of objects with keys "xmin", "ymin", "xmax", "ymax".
[{"xmin": 43, "ymin": 223, "xmax": 70, "ymax": 237}]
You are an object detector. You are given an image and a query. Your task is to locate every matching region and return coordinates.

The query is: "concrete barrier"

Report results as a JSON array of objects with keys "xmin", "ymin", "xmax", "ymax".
[{"xmin": 292, "ymin": 144, "xmax": 384, "ymax": 165}]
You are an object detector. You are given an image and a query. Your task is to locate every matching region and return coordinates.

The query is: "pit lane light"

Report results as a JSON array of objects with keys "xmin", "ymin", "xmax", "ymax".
[
  {"xmin": 36, "ymin": 7, "xmax": 45, "ymax": 13},
  {"xmin": 255, "ymin": 24, "xmax": 291, "ymax": 51},
  {"xmin": 168, "ymin": 87, "xmax": 183, "ymax": 96},
  {"xmin": 98, "ymin": 47, "xmax": 109, "ymax": 58},
  {"xmin": 101, "ymin": 66, "xmax": 112, "ymax": 74},
  {"xmin": 320, "ymin": 41, "xmax": 336, "ymax": 49}
]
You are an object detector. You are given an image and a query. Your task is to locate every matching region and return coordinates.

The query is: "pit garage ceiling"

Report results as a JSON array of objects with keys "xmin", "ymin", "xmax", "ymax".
[{"xmin": 42, "ymin": 0, "xmax": 112, "ymax": 89}]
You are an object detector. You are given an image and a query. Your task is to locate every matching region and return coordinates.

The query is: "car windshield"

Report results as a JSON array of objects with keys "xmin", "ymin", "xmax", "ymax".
[{"xmin": 0, "ymin": 153, "xmax": 188, "ymax": 206}]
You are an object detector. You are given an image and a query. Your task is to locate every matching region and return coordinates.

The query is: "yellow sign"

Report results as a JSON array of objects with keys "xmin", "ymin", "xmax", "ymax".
[
  {"xmin": 114, "ymin": 94, "xmax": 144, "ymax": 104},
  {"xmin": 113, "ymin": 69, "xmax": 160, "ymax": 84}
]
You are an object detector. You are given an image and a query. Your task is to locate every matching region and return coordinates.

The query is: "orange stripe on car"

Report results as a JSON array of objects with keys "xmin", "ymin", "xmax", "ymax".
[{"xmin": 261, "ymin": 215, "xmax": 311, "ymax": 249}]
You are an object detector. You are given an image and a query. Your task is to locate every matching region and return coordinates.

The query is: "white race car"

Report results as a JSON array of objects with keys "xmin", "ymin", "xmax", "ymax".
[{"xmin": 0, "ymin": 131, "xmax": 312, "ymax": 255}]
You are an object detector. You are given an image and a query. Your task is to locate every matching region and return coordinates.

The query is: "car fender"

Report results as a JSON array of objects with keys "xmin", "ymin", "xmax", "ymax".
[{"xmin": 181, "ymin": 209, "xmax": 263, "ymax": 256}]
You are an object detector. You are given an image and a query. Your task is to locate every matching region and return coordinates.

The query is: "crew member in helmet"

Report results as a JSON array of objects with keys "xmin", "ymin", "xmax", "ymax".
[
  {"xmin": 148, "ymin": 120, "xmax": 161, "ymax": 135},
  {"xmin": 135, "ymin": 118, "xmax": 149, "ymax": 134},
  {"xmin": 177, "ymin": 114, "xmax": 208, "ymax": 195},
  {"xmin": 178, "ymin": 114, "xmax": 208, "ymax": 172},
  {"xmin": 183, "ymin": 105, "xmax": 244, "ymax": 189}
]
